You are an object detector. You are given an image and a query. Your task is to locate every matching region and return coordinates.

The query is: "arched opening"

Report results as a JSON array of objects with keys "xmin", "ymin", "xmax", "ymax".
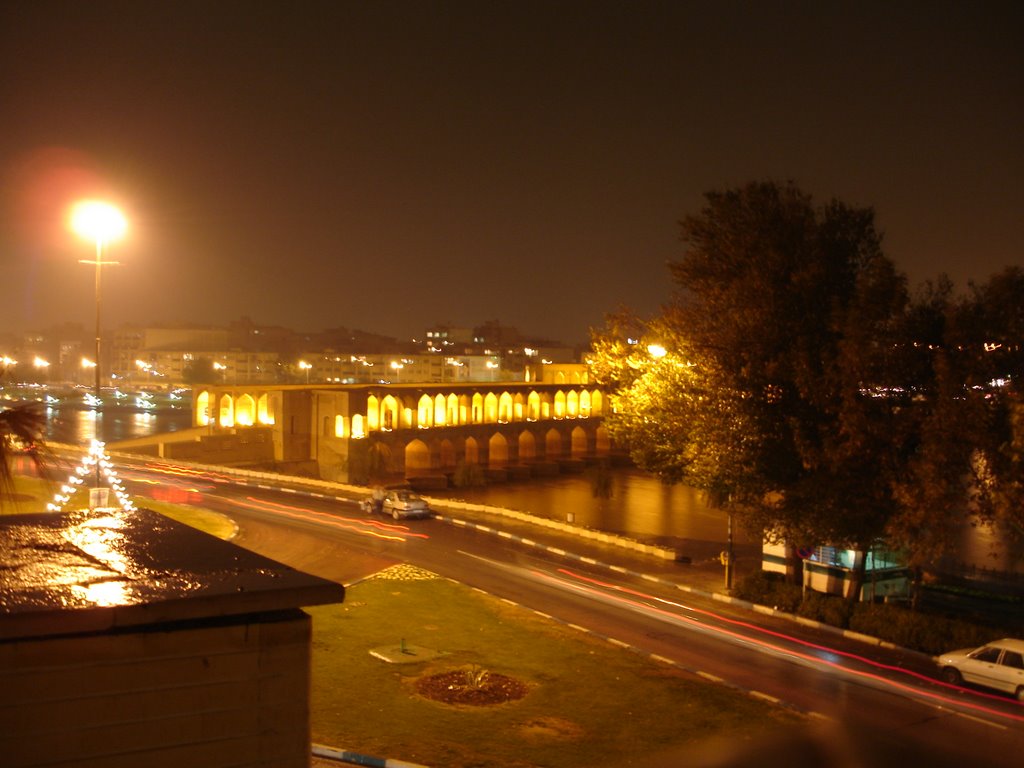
[
  {"xmin": 434, "ymin": 393, "xmax": 447, "ymax": 426},
  {"xmin": 351, "ymin": 413, "xmax": 365, "ymax": 438},
  {"xmin": 518, "ymin": 431, "xmax": 536, "ymax": 461},
  {"xmin": 498, "ymin": 392, "xmax": 513, "ymax": 423},
  {"xmin": 405, "ymin": 439, "xmax": 431, "ymax": 475},
  {"xmin": 440, "ymin": 439, "xmax": 456, "ymax": 468},
  {"xmin": 555, "ymin": 371, "xmax": 566, "ymax": 384},
  {"xmin": 540, "ymin": 393, "xmax": 552, "ymax": 419},
  {"xmin": 591, "ymin": 389, "xmax": 604, "ymax": 416},
  {"xmin": 553, "ymin": 391, "xmax": 566, "ymax": 419},
  {"xmin": 335, "ymin": 415, "xmax": 347, "ymax": 438},
  {"xmin": 417, "ymin": 394, "xmax": 433, "ymax": 428},
  {"xmin": 458, "ymin": 394, "xmax": 470, "ymax": 424},
  {"xmin": 527, "ymin": 391, "xmax": 540, "ymax": 421},
  {"xmin": 218, "ymin": 394, "xmax": 234, "ymax": 427},
  {"xmin": 257, "ymin": 393, "xmax": 274, "ymax": 424},
  {"xmin": 545, "ymin": 429, "xmax": 562, "ymax": 458},
  {"xmin": 595, "ymin": 425, "xmax": 610, "ymax": 454},
  {"xmin": 367, "ymin": 395, "xmax": 380, "ymax": 431},
  {"xmin": 484, "ymin": 392, "xmax": 498, "ymax": 423},
  {"xmin": 579, "ymin": 390, "xmax": 591, "ymax": 418},
  {"xmin": 196, "ymin": 390, "xmax": 211, "ymax": 426},
  {"xmin": 566, "ymin": 390, "xmax": 579, "ymax": 418},
  {"xmin": 571, "ymin": 371, "xmax": 582, "ymax": 384},
  {"xmin": 489, "ymin": 433, "xmax": 509, "ymax": 467},
  {"xmin": 571, "ymin": 426, "xmax": 588, "ymax": 457},
  {"xmin": 513, "ymin": 393, "xmax": 525, "ymax": 421},
  {"xmin": 465, "ymin": 437, "xmax": 479, "ymax": 464},
  {"xmin": 235, "ymin": 393, "xmax": 256, "ymax": 426},
  {"xmin": 471, "ymin": 393, "xmax": 484, "ymax": 424},
  {"xmin": 447, "ymin": 393, "xmax": 459, "ymax": 426},
  {"xmin": 381, "ymin": 395, "xmax": 399, "ymax": 431}
]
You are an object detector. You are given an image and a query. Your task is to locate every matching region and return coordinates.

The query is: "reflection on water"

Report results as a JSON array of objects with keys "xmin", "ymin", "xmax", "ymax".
[
  {"xmin": 437, "ymin": 470, "xmax": 756, "ymax": 546},
  {"xmin": 41, "ymin": 404, "xmax": 193, "ymax": 446}
]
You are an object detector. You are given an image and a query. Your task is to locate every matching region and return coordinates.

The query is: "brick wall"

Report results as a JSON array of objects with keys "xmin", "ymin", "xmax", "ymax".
[{"xmin": 0, "ymin": 609, "xmax": 312, "ymax": 768}]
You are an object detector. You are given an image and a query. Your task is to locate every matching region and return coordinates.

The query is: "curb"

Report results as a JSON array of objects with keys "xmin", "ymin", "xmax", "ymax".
[{"xmin": 313, "ymin": 744, "xmax": 430, "ymax": 768}]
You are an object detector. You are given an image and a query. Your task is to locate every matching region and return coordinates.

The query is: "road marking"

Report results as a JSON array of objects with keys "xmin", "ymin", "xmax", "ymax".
[
  {"xmin": 650, "ymin": 654, "xmax": 675, "ymax": 666},
  {"xmin": 750, "ymin": 691, "xmax": 781, "ymax": 704},
  {"xmin": 697, "ymin": 671, "xmax": 724, "ymax": 683},
  {"xmin": 567, "ymin": 623, "xmax": 590, "ymax": 634}
]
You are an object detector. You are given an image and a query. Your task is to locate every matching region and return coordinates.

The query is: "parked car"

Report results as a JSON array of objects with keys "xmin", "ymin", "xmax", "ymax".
[
  {"xmin": 361, "ymin": 490, "xmax": 431, "ymax": 520},
  {"xmin": 936, "ymin": 638, "xmax": 1024, "ymax": 701}
]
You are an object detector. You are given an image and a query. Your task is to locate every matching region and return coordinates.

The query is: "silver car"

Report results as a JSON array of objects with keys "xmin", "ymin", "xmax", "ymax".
[
  {"xmin": 937, "ymin": 638, "xmax": 1024, "ymax": 701},
  {"xmin": 381, "ymin": 490, "xmax": 431, "ymax": 520}
]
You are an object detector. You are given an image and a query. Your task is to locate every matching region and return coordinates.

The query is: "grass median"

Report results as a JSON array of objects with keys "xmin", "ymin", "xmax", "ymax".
[{"xmin": 309, "ymin": 566, "xmax": 805, "ymax": 767}]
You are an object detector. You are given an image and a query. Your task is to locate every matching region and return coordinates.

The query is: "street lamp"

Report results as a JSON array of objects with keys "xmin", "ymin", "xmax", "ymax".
[
  {"xmin": 389, "ymin": 361, "xmax": 403, "ymax": 383},
  {"xmin": 298, "ymin": 360, "xmax": 312, "ymax": 384},
  {"xmin": 71, "ymin": 200, "xmax": 126, "ymax": 411}
]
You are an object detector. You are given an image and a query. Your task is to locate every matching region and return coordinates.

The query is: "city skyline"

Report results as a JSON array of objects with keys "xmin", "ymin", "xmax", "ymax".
[{"xmin": 1, "ymin": 2, "xmax": 1021, "ymax": 345}]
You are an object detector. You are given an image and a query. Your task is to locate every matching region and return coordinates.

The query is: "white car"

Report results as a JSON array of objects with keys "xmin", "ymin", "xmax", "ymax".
[
  {"xmin": 937, "ymin": 638, "xmax": 1024, "ymax": 701},
  {"xmin": 381, "ymin": 490, "xmax": 431, "ymax": 520}
]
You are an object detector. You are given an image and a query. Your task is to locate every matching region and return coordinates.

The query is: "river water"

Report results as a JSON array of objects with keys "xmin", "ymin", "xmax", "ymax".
[{"xmin": 16, "ymin": 391, "xmax": 1019, "ymax": 575}]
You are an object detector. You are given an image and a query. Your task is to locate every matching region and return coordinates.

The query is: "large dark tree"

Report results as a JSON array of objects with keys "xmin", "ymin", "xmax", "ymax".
[{"xmin": 592, "ymin": 181, "xmax": 913, "ymax": 598}]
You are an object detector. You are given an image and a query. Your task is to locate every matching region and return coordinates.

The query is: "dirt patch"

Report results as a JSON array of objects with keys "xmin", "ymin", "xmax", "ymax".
[
  {"xmin": 415, "ymin": 668, "xmax": 530, "ymax": 706},
  {"xmin": 517, "ymin": 716, "xmax": 585, "ymax": 741}
]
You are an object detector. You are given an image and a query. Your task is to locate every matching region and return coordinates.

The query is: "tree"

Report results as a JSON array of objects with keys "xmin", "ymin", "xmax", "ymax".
[
  {"xmin": 0, "ymin": 371, "xmax": 47, "ymax": 506},
  {"xmin": 592, "ymin": 181, "xmax": 912, "ymax": 599},
  {"xmin": 183, "ymin": 357, "xmax": 216, "ymax": 385}
]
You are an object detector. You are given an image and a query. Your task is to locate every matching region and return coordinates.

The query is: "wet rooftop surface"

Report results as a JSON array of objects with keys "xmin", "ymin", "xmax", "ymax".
[{"xmin": 0, "ymin": 507, "xmax": 344, "ymax": 641}]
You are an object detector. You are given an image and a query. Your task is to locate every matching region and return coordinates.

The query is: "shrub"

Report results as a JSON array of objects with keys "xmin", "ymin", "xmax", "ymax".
[
  {"xmin": 734, "ymin": 571, "xmax": 802, "ymax": 613},
  {"xmin": 797, "ymin": 592, "xmax": 852, "ymax": 628},
  {"xmin": 849, "ymin": 603, "xmax": 999, "ymax": 655}
]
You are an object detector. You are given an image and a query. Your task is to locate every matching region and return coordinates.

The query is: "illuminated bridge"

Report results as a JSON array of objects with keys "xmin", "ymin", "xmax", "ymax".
[{"xmin": 186, "ymin": 377, "xmax": 611, "ymax": 485}]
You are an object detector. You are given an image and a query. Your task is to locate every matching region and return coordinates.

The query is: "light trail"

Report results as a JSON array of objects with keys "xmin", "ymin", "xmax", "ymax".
[
  {"xmin": 222, "ymin": 495, "xmax": 429, "ymax": 543},
  {"xmin": 524, "ymin": 565, "xmax": 1024, "ymax": 725}
]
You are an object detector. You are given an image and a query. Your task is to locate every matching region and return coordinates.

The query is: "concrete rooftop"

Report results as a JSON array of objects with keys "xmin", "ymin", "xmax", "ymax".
[{"xmin": 0, "ymin": 507, "xmax": 345, "ymax": 640}]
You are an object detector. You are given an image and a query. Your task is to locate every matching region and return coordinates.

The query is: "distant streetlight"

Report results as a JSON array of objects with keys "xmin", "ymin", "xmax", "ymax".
[
  {"xmin": 390, "ymin": 361, "xmax": 403, "ymax": 383},
  {"xmin": 71, "ymin": 200, "xmax": 126, "ymax": 410},
  {"xmin": 486, "ymin": 360, "xmax": 499, "ymax": 381},
  {"xmin": 33, "ymin": 356, "xmax": 50, "ymax": 383},
  {"xmin": 213, "ymin": 361, "xmax": 227, "ymax": 384},
  {"xmin": 298, "ymin": 360, "xmax": 312, "ymax": 384}
]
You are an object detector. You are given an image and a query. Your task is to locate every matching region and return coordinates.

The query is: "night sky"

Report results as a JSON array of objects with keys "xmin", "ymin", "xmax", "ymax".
[{"xmin": 1, "ymin": 1, "xmax": 1021, "ymax": 346}]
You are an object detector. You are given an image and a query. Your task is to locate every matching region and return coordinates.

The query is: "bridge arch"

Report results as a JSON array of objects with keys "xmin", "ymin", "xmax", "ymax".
[
  {"xmin": 440, "ymin": 439, "xmax": 456, "ymax": 468},
  {"xmin": 545, "ymin": 428, "xmax": 562, "ymax": 458},
  {"xmin": 518, "ymin": 430, "xmax": 536, "ymax": 461},
  {"xmin": 484, "ymin": 393, "xmax": 498, "ymax": 423},
  {"xmin": 235, "ymin": 393, "xmax": 256, "ymax": 426},
  {"xmin": 405, "ymin": 439, "xmax": 431, "ymax": 475},
  {"xmin": 196, "ymin": 390, "xmax": 211, "ymax": 425},
  {"xmin": 567, "ymin": 390, "xmax": 579, "ymax": 418},
  {"xmin": 488, "ymin": 433, "xmax": 509, "ymax": 467},
  {"xmin": 498, "ymin": 392, "xmax": 513, "ymax": 423},
  {"xmin": 417, "ymin": 394, "xmax": 433, "ymax": 428},
  {"xmin": 465, "ymin": 436, "xmax": 479, "ymax": 464},
  {"xmin": 258, "ymin": 393, "xmax": 274, "ymax": 424},
  {"xmin": 571, "ymin": 425, "xmax": 588, "ymax": 456},
  {"xmin": 219, "ymin": 394, "xmax": 234, "ymax": 427}
]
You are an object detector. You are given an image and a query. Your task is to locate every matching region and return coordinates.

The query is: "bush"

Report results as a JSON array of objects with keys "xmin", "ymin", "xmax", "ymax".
[
  {"xmin": 849, "ymin": 603, "xmax": 999, "ymax": 655},
  {"xmin": 734, "ymin": 571, "xmax": 802, "ymax": 613},
  {"xmin": 797, "ymin": 592, "xmax": 853, "ymax": 628}
]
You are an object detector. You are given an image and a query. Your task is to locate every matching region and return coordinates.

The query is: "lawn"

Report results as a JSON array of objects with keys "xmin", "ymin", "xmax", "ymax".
[{"xmin": 309, "ymin": 566, "xmax": 805, "ymax": 768}]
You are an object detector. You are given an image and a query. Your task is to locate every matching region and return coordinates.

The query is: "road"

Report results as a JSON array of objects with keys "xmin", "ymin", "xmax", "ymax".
[{"xmin": 111, "ymin": 455, "xmax": 1024, "ymax": 767}]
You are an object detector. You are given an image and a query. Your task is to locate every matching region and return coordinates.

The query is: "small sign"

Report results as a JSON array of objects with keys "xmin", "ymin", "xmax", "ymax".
[{"xmin": 89, "ymin": 487, "xmax": 110, "ymax": 509}]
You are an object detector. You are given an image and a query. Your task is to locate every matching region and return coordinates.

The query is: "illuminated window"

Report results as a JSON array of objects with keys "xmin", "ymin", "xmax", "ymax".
[
  {"xmin": 196, "ymin": 390, "xmax": 211, "ymax": 426},
  {"xmin": 219, "ymin": 394, "xmax": 234, "ymax": 427},
  {"xmin": 418, "ymin": 395, "xmax": 433, "ymax": 428},
  {"xmin": 351, "ymin": 414, "xmax": 365, "ymax": 438},
  {"xmin": 335, "ymin": 415, "xmax": 347, "ymax": 437},
  {"xmin": 258, "ymin": 393, "xmax": 275, "ymax": 424},
  {"xmin": 567, "ymin": 390, "xmax": 578, "ymax": 418},
  {"xmin": 235, "ymin": 393, "xmax": 256, "ymax": 426},
  {"xmin": 554, "ymin": 391, "xmax": 566, "ymax": 419}
]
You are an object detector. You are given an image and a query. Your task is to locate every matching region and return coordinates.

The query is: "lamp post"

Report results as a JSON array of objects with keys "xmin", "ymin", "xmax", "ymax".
[
  {"xmin": 389, "ymin": 361, "xmax": 403, "ymax": 383},
  {"xmin": 299, "ymin": 360, "xmax": 312, "ymax": 384},
  {"xmin": 71, "ymin": 201, "xmax": 126, "ymax": 411}
]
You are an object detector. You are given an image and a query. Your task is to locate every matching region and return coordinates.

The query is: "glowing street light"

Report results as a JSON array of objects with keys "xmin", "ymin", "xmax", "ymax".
[
  {"xmin": 298, "ymin": 360, "xmax": 312, "ymax": 384},
  {"xmin": 647, "ymin": 343, "xmax": 667, "ymax": 359},
  {"xmin": 389, "ymin": 361, "xmax": 403, "ymax": 383},
  {"xmin": 71, "ymin": 200, "xmax": 126, "ymax": 411}
]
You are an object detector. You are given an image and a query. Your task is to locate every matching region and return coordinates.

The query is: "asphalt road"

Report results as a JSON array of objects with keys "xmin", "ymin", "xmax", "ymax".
[{"xmin": 115, "ymin": 456, "xmax": 1024, "ymax": 768}]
